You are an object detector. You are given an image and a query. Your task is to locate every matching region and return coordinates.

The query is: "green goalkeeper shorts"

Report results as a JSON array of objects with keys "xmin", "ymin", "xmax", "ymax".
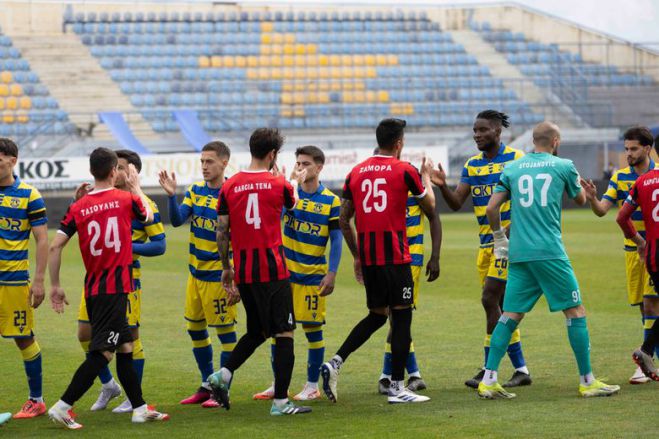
[{"xmin": 503, "ymin": 259, "xmax": 582, "ymax": 313}]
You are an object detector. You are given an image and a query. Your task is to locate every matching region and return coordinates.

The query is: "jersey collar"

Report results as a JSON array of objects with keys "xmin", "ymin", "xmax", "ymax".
[
  {"xmin": 480, "ymin": 143, "xmax": 506, "ymax": 161},
  {"xmin": 298, "ymin": 183, "xmax": 324, "ymax": 198},
  {"xmin": 631, "ymin": 159, "xmax": 655, "ymax": 177}
]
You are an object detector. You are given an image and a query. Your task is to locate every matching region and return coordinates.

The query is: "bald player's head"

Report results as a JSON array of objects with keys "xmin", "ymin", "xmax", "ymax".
[{"xmin": 532, "ymin": 122, "xmax": 561, "ymax": 155}]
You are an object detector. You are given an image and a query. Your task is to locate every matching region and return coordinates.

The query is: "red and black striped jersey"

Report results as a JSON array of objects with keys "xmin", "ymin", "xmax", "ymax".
[
  {"xmin": 218, "ymin": 170, "xmax": 295, "ymax": 284},
  {"xmin": 59, "ymin": 188, "xmax": 148, "ymax": 298},
  {"xmin": 343, "ymin": 155, "xmax": 426, "ymax": 266},
  {"xmin": 627, "ymin": 170, "xmax": 659, "ymax": 271}
]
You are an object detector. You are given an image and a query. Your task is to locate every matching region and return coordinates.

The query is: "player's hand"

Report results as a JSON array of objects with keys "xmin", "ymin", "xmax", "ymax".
[
  {"xmin": 29, "ymin": 280, "xmax": 45, "ymax": 309},
  {"xmin": 492, "ymin": 229, "xmax": 509, "ymax": 260},
  {"xmin": 291, "ymin": 167, "xmax": 307, "ymax": 185},
  {"xmin": 125, "ymin": 164, "xmax": 141, "ymax": 193},
  {"xmin": 74, "ymin": 182, "xmax": 92, "ymax": 201},
  {"xmin": 158, "ymin": 170, "xmax": 177, "ymax": 196},
  {"xmin": 425, "ymin": 256, "xmax": 440, "ymax": 282},
  {"xmin": 50, "ymin": 286, "xmax": 69, "ymax": 314},
  {"xmin": 222, "ymin": 269, "xmax": 241, "ymax": 305},
  {"xmin": 637, "ymin": 239, "xmax": 647, "ymax": 263},
  {"xmin": 421, "ymin": 156, "xmax": 435, "ymax": 176},
  {"xmin": 319, "ymin": 272, "xmax": 336, "ymax": 296},
  {"xmin": 353, "ymin": 259, "xmax": 364, "ymax": 285},
  {"xmin": 430, "ymin": 163, "xmax": 447, "ymax": 187},
  {"xmin": 580, "ymin": 178, "xmax": 597, "ymax": 201}
]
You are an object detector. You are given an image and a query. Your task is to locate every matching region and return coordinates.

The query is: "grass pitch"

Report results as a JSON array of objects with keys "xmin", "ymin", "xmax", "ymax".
[{"xmin": 0, "ymin": 209, "xmax": 656, "ymax": 438}]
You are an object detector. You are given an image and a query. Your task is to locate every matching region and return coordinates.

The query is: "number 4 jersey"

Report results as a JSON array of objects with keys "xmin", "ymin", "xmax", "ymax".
[
  {"xmin": 218, "ymin": 170, "xmax": 296, "ymax": 284},
  {"xmin": 495, "ymin": 152, "xmax": 582, "ymax": 263},
  {"xmin": 343, "ymin": 155, "xmax": 426, "ymax": 266},
  {"xmin": 59, "ymin": 188, "xmax": 148, "ymax": 297}
]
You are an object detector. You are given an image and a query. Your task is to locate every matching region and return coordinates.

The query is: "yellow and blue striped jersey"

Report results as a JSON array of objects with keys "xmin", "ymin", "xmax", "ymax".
[
  {"xmin": 131, "ymin": 196, "xmax": 165, "ymax": 288},
  {"xmin": 461, "ymin": 143, "xmax": 524, "ymax": 247},
  {"xmin": 283, "ymin": 184, "xmax": 340, "ymax": 286},
  {"xmin": 182, "ymin": 181, "xmax": 224, "ymax": 282},
  {"xmin": 603, "ymin": 161, "xmax": 657, "ymax": 250},
  {"xmin": 406, "ymin": 193, "xmax": 424, "ymax": 267},
  {"xmin": 0, "ymin": 176, "xmax": 47, "ymax": 286}
]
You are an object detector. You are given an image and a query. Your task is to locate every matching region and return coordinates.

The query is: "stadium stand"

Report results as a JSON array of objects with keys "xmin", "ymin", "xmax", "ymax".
[
  {"xmin": 0, "ymin": 27, "xmax": 74, "ymax": 138},
  {"xmin": 68, "ymin": 10, "xmax": 543, "ymax": 134}
]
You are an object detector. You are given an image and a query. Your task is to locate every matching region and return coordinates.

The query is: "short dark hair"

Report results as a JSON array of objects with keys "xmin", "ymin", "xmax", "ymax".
[
  {"xmin": 0, "ymin": 138, "xmax": 18, "ymax": 158},
  {"xmin": 89, "ymin": 147, "xmax": 118, "ymax": 180},
  {"xmin": 295, "ymin": 145, "xmax": 325, "ymax": 165},
  {"xmin": 623, "ymin": 126, "xmax": 653, "ymax": 147},
  {"xmin": 654, "ymin": 134, "xmax": 659, "ymax": 156},
  {"xmin": 476, "ymin": 109, "xmax": 510, "ymax": 128},
  {"xmin": 376, "ymin": 118, "xmax": 406, "ymax": 150},
  {"xmin": 202, "ymin": 141, "xmax": 231, "ymax": 159},
  {"xmin": 115, "ymin": 149, "xmax": 142, "ymax": 173},
  {"xmin": 249, "ymin": 128, "xmax": 284, "ymax": 159}
]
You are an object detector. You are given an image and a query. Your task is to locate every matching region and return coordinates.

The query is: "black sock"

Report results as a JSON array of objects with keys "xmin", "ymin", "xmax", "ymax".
[
  {"xmin": 116, "ymin": 352, "xmax": 146, "ymax": 409},
  {"xmin": 390, "ymin": 308, "xmax": 412, "ymax": 382},
  {"xmin": 336, "ymin": 312, "xmax": 388, "ymax": 363},
  {"xmin": 61, "ymin": 351, "xmax": 109, "ymax": 405},
  {"xmin": 273, "ymin": 337, "xmax": 294, "ymax": 400},
  {"xmin": 642, "ymin": 317, "xmax": 659, "ymax": 355},
  {"xmin": 224, "ymin": 332, "xmax": 266, "ymax": 373}
]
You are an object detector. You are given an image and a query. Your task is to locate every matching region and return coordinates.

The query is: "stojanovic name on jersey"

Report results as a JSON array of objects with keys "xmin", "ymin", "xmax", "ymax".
[
  {"xmin": 233, "ymin": 182, "xmax": 272, "ymax": 193},
  {"xmin": 80, "ymin": 200, "xmax": 120, "ymax": 217},
  {"xmin": 518, "ymin": 161, "xmax": 556, "ymax": 169},
  {"xmin": 359, "ymin": 164, "xmax": 392, "ymax": 173}
]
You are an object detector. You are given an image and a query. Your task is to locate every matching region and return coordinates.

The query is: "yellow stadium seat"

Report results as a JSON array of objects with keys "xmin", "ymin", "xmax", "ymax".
[
  {"xmin": 388, "ymin": 55, "xmax": 398, "ymax": 65},
  {"xmin": 224, "ymin": 56, "xmax": 235, "ymax": 68},
  {"xmin": 376, "ymin": 55, "xmax": 387, "ymax": 65},
  {"xmin": 281, "ymin": 93, "xmax": 293, "ymax": 105},
  {"xmin": 306, "ymin": 44, "xmax": 317, "ymax": 55},
  {"xmin": 317, "ymin": 92, "xmax": 330, "ymax": 104},
  {"xmin": 261, "ymin": 22, "xmax": 274, "ymax": 33},
  {"xmin": 306, "ymin": 92, "xmax": 318, "ymax": 104},
  {"xmin": 10, "ymin": 84, "xmax": 22, "ymax": 96},
  {"xmin": 273, "ymin": 34, "xmax": 284, "ymax": 44},
  {"xmin": 366, "ymin": 91, "xmax": 377, "ymax": 103},
  {"xmin": 282, "ymin": 82, "xmax": 294, "ymax": 92},
  {"xmin": 408, "ymin": 104, "xmax": 415, "ymax": 115},
  {"xmin": 283, "ymin": 44, "xmax": 295, "ymax": 55},
  {"xmin": 343, "ymin": 81, "xmax": 354, "ymax": 91},
  {"xmin": 283, "ymin": 55, "xmax": 294, "ymax": 67},
  {"xmin": 343, "ymin": 91, "xmax": 354, "ymax": 103},
  {"xmin": 280, "ymin": 106, "xmax": 293, "ymax": 117},
  {"xmin": 198, "ymin": 56, "xmax": 210, "ymax": 68},
  {"xmin": 293, "ymin": 92, "xmax": 305, "ymax": 105},
  {"xmin": 294, "ymin": 56, "xmax": 306, "ymax": 67},
  {"xmin": 231, "ymin": 56, "xmax": 244, "ymax": 68},
  {"xmin": 306, "ymin": 68, "xmax": 318, "ymax": 79},
  {"xmin": 330, "ymin": 81, "xmax": 342, "ymax": 91},
  {"xmin": 318, "ymin": 67, "xmax": 330, "ymax": 79},
  {"xmin": 293, "ymin": 106, "xmax": 305, "ymax": 117},
  {"xmin": 341, "ymin": 66, "xmax": 353, "ymax": 78},
  {"xmin": 341, "ymin": 55, "xmax": 352, "ymax": 66},
  {"xmin": 390, "ymin": 103, "xmax": 400, "ymax": 114},
  {"xmin": 294, "ymin": 83, "xmax": 306, "ymax": 92},
  {"xmin": 257, "ymin": 69, "xmax": 269, "ymax": 80},
  {"xmin": 271, "ymin": 56, "xmax": 282, "ymax": 67},
  {"xmin": 318, "ymin": 81, "xmax": 330, "ymax": 92},
  {"xmin": 5, "ymin": 97, "xmax": 17, "ymax": 110},
  {"xmin": 283, "ymin": 68, "xmax": 294, "ymax": 80},
  {"xmin": 0, "ymin": 84, "xmax": 8, "ymax": 96},
  {"xmin": 3, "ymin": 113, "xmax": 15, "ymax": 124},
  {"xmin": 284, "ymin": 33, "xmax": 295, "ymax": 44},
  {"xmin": 246, "ymin": 69, "xmax": 258, "ymax": 80},
  {"xmin": 306, "ymin": 55, "xmax": 318, "ymax": 67},
  {"xmin": 19, "ymin": 96, "xmax": 31, "ymax": 110},
  {"xmin": 294, "ymin": 68, "xmax": 305, "ymax": 80},
  {"xmin": 354, "ymin": 91, "xmax": 366, "ymax": 102},
  {"xmin": 352, "ymin": 55, "xmax": 364, "ymax": 66},
  {"xmin": 318, "ymin": 55, "xmax": 329, "ymax": 66},
  {"xmin": 260, "ymin": 45, "xmax": 272, "ymax": 56},
  {"xmin": 366, "ymin": 67, "xmax": 377, "ymax": 78},
  {"xmin": 330, "ymin": 55, "xmax": 341, "ymax": 67},
  {"xmin": 261, "ymin": 34, "xmax": 273, "ymax": 45},
  {"xmin": 353, "ymin": 67, "xmax": 365, "ymax": 78},
  {"xmin": 354, "ymin": 81, "xmax": 366, "ymax": 91},
  {"xmin": 211, "ymin": 56, "xmax": 222, "ymax": 68},
  {"xmin": 295, "ymin": 44, "xmax": 306, "ymax": 55},
  {"xmin": 270, "ymin": 67, "xmax": 282, "ymax": 80},
  {"xmin": 0, "ymin": 71, "xmax": 12, "ymax": 83},
  {"xmin": 0, "ymin": 99, "xmax": 4, "ymax": 110},
  {"xmin": 330, "ymin": 67, "xmax": 342, "ymax": 79},
  {"xmin": 378, "ymin": 90, "xmax": 389, "ymax": 102},
  {"xmin": 365, "ymin": 55, "xmax": 376, "ymax": 66},
  {"xmin": 17, "ymin": 111, "xmax": 28, "ymax": 124},
  {"xmin": 258, "ymin": 56, "xmax": 271, "ymax": 68},
  {"xmin": 245, "ymin": 56, "xmax": 257, "ymax": 68},
  {"xmin": 271, "ymin": 45, "xmax": 283, "ymax": 56}
]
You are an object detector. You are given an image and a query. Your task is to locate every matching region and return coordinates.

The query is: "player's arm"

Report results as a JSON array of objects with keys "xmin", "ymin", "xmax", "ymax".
[
  {"xmin": 486, "ymin": 189, "xmax": 510, "ymax": 259},
  {"xmin": 30, "ymin": 224, "xmax": 48, "ymax": 308},
  {"xmin": 158, "ymin": 170, "xmax": 191, "ymax": 226},
  {"xmin": 564, "ymin": 163, "xmax": 587, "ymax": 206},
  {"xmin": 422, "ymin": 205, "xmax": 442, "ymax": 282},
  {"xmin": 616, "ymin": 191, "xmax": 646, "ymax": 258},
  {"xmin": 133, "ymin": 206, "xmax": 167, "ymax": 257},
  {"xmin": 126, "ymin": 164, "xmax": 153, "ymax": 224},
  {"xmin": 339, "ymin": 198, "xmax": 363, "ymax": 285},
  {"xmin": 320, "ymin": 208, "xmax": 343, "ymax": 297},
  {"xmin": 580, "ymin": 178, "xmax": 614, "ymax": 216},
  {"xmin": 48, "ymin": 231, "xmax": 71, "ymax": 314},
  {"xmin": 429, "ymin": 162, "xmax": 470, "ymax": 211},
  {"xmin": 216, "ymin": 213, "xmax": 239, "ymax": 304}
]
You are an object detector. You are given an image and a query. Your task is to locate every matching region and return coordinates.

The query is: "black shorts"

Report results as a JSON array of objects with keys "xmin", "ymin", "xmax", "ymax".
[
  {"xmin": 362, "ymin": 264, "xmax": 414, "ymax": 309},
  {"xmin": 238, "ymin": 279, "xmax": 296, "ymax": 338},
  {"xmin": 86, "ymin": 293, "xmax": 132, "ymax": 353}
]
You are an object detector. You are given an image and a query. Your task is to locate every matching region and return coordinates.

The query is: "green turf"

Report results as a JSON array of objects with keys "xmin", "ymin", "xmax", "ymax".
[{"xmin": 0, "ymin": 209, "xmax": 656, "ymax": 437}]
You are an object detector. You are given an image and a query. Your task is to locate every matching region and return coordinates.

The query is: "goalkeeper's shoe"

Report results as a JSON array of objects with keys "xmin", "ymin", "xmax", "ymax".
[
  {"xmin": 632, "ymin": 349, "xmax": 659, "ymax": 381},
  {"xmin": 465, "ymin": 369, "xmax": 485, "ymax": 389},
  {"xmin": 477, "ymin": 381, "xmax": 517, "ymax": 399},
  {"xmin": 48, "ymin": 406, "xmax": 82, "ymax": 430},
  {"xmin": 320, "ymin": 362, "xmax": 339, "ymax": 403},
  {"xmin": 208, "ymin": 369, "xmax": 231, "ymax": 410},
  {"xmin": 578, "ymin": 379, "xmax": 620, "ymax": 397},
  {"xmin": 270, "ymin": 401, "xmax": 312, "ymax": 416}
]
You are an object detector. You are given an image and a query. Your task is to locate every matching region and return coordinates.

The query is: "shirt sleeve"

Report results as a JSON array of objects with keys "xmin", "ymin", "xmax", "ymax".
[
  {"xmin": 283, "ymin": 178, "xmax": 296, "ymax": 210},
  {"xmin": 217, "ymin": 186, "xmax": 229, "ymax": 215},
  {"xmin": 131, "ymin": 194, "xmax": 148, "ymax": 223},
  {"xmin": 329, "ymin": 195, "xmax": 341, "ymax": 230},
  {"xmin": 460, "ymin": 160, "xmax": 471, "ymax": 185},
  {"xmin": 342, "ymin": 173, "xmax": 353, "ymax": 201},
  {"xmin": 58, "ymin": 205, "xmax": 77, "ymax": 237},
  {"xmin": 564, "ymin": 161, "xmax": 582, "ymax": 199},
  {"xmin": 495, "ymin": 167, "xmax": 511, "ymax": 193},
  {"xmin": 403, "ymin": 164, "xmax": 426, "ymax": 198},
  {"xmin": 27, "ymin": 187, "xmax": 47, "ymax": 227},
  {"xmin": 602, "ymin": 173, "xmax": 618, "ymax": 203},
  {"xmin": 144, "ymin": 200, "xmax": 165, "ymax": 241},
  {"xmin": 626, "ymin": 182, "xmax": 639, "ymax": 208}
]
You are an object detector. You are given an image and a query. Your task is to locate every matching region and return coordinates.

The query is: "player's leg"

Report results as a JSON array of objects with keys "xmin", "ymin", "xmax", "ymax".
[
  {"xmin": 633, "ymin": 273, "xmax": 659, "ymax": 380},
  {"xmin": 112, "ymin": 325, "xmax": 141, "ymax": 413},
  {"xmin": 379, "ymin": 327, "xmax": 393, "ymax": 394},
  {"xmin": 1, "ymin": 285, "xmax": 45, "ymax": 419},
  {"xmin": 404, "ymin": 265, "xmax": 425, "ymax": 392},
  {"xmin": 626, "ymin": 252, "xmax": 651, "ymax": 384},
  {"xmin": 642, "ymin": 271, "xmax": 659, "ymax": 359},
  {"xmin": 252, "ymin": 338, "xmax": 276, "ymax": 400},
  {"xmin": 181, "ymin": 275, "xmax": 214, "ymax": 404},
  {"xmin": 322, "ymin": 265, "xmax": 388, "ymax": 403}
]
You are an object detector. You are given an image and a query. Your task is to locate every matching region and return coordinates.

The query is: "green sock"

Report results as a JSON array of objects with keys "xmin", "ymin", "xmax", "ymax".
[
  {"xmin": 566, "ymin": 317, "xmax": 592, "ymax": 376},
  {"xmin": 485, "ymin": 316, "xmax": 519, "ymax": 372}
]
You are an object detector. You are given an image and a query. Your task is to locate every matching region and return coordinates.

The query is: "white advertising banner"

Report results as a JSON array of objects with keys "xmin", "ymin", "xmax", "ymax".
[{"xmin": 17, "ymin": 146, "xmax": 448, "ymax": 191}]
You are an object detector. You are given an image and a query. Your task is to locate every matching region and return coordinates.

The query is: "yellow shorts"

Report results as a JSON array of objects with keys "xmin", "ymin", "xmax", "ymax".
[
  {"xmin": 625, "ymin": 251, "xmax": 655, "ymax": 306},
  {"xmin": 185, "ymin": 274, "xmax": 237, "ymax": 327},
  {"xmin": 78, "ymin": 288, "xmax": 142, "ymax": 327},
  {"xmin": 477, "ymin": 247, "xmax": 508, "ymax": 286},
  {"xmin": 411, "ymin": 264, "xmax": 421, "ymax": 307},
  {"xmin": 0, "ymin": 284, "xmax": 34, "ymax": 338},
  {"xmin": 292, "ymin": 282, "xmax": 326, "ymax": 325}
]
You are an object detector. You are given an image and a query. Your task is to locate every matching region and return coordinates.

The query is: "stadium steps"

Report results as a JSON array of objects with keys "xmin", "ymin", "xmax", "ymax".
[
  {"xmin": 8, "ymin": 33, "xmax": 158, "ymax": 141},
  {"xmin": 449, "ymin": 29, "xmax": 582, "ymax": 129},
  {"xmin": 589, "ymin": 86, "xmax": 659, "ymax": 128}
]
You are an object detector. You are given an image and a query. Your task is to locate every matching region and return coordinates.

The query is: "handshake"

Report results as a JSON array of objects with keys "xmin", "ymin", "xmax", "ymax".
[{"xmin": 492, "ymin": 229, "xmax": 509, "ymax": 260}]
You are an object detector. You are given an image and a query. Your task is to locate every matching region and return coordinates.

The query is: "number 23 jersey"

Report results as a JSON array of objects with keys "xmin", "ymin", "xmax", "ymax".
[
  {"xmin": 218, "ymin": 170, "xmax": 296, "ymax": 285},
  {"xmin": 343, "ymin": 155, "xmax": 426, "ymax": 266}
]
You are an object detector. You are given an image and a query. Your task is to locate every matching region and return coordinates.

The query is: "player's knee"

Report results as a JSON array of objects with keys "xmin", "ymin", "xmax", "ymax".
[
  {"xmin": 369, "ymin": 306, "xmax": 388, "ymax": 316},
  {"xmin": 100, "ymin": 350, "xmax": 114, "ymax": 362},
  {"xmin": 14, "ymin": 336, "xmax": 34, "ymax": 350},
  {"xmin": 644, "ymin": 297, "xmax": 659, "ymax": 315},
  {"xmin": 367, "ymin": 311, "xmax": 389, "ymax": 327},
  {"xmin": 274, "ymin": 331, "xmax": 294, "ymax": 339},
  {"xmin": 563, "ymin": 305, "xmax": 586, "ymax": 319},
  {"xmin": 129, "ymin": 327, "xmax": 139, "ymax": 340},
  {"xmin": 481, "ymin": 292, "xmax": 499, "ymax": 311},
  {"xmin": 77, "ymin": 322, "xmax": 91, "ymax": 342}
]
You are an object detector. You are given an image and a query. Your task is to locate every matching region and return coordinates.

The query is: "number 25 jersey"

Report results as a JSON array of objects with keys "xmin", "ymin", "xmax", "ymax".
[
  {"xmin": 343, "ymin": 155, "xmax": 426, "ymax": 266},
  {"xmin": 218, "ymin": 170, "xmax": 296, "ymax": 285},
  {"xmin": 59, "ymin": 188, "xmax": 148, "ymax": 297}
]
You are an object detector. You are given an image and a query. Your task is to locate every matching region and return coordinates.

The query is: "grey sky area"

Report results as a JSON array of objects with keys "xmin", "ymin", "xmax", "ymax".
[{"xmin": 237, "ymin": 0, "xmax": 659, "ymax": 45}]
